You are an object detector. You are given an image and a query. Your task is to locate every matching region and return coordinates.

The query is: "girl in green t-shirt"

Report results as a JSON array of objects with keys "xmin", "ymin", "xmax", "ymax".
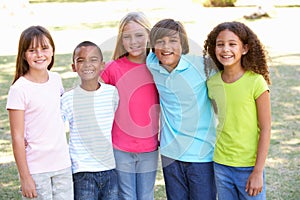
[{"xmin": 203, "ymin": 21, "xmax": 271, "ymax": 200}]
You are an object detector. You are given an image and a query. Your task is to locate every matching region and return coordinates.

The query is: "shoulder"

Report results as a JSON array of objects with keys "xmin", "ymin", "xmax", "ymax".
[
  {"xmin": 245, "ymin": 71, "xmax": 266, "ymax": 84},
  {"xmin": 101, "ymin": 82, "xmax": 117, "ymax": 90},
  {"xmin": 146, "ymin": 52, "xmax": 159, "ymax": 67},
  {"xmin": 61, "ymin": 88, "xmax": 75, "ymax": 99},
  {"xmin": 207, "ymin": 71, "xmax": 222, "ymax": 84},
  {"xmin": 48, "ymin": 71, "xmax": 61, "ymax": 79}
]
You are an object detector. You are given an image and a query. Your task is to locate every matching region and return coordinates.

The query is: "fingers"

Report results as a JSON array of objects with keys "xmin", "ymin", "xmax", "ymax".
[{"xmin": 246, "ymin": 187, "xmax": 263, "ymax": 196}]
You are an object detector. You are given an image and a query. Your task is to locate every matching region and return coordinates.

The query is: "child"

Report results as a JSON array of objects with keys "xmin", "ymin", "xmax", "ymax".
[
  {"xmin": 203, "ymin": 21, "xmax": 271, "ymax": 199},
  {"xmin": 61, "ymin": 41, "xmax": 119, "ymax": 199},
  {"xmin": 146, "ymin": 18, "xmax": 217, "ymax": 200},
  {"xmin": 6, "ymin": 25, "xmax": 73, "ymax": 199},
  {"xmin": 100, "ymin": 12, "xmax": 160, "ymax": 200}
]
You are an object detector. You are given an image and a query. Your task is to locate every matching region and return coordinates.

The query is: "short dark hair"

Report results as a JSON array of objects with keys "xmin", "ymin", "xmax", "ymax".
[{"xmin": 72, "ymin": 41, "xmax": 103, "ymax": 62}]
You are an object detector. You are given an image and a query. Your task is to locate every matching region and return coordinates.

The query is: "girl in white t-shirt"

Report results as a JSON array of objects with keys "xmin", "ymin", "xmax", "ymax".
[{"xmin": 6, "ymin": 25, "xmax": 73, "ymax": 199}]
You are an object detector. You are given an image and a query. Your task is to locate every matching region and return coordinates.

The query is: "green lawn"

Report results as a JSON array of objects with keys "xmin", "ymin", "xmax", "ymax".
[
  {"xmin": 0, "ymin": 2, "xmax": 299, "ymax": 200},
  {"xmin": 1, "ymin": 50, "xmax": 299, "ymax": 200}
]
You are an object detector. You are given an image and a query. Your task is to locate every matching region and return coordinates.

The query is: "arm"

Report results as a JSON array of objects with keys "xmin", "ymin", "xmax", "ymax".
[
  {"xmin": 8, "ymin": 109, "xmax": 37, "ymax": 198},
  {"xmin": 246, "ymin": 90, "xmax": 271, "ymax": 196}
]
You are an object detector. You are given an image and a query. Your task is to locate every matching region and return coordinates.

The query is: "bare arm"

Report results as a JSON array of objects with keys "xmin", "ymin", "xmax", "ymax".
[
  {"xmin": 246, "ymin": 90, "xmax": 271, "ymax": 196},
  {"xmin": 8, "ymin": 109, "xmax": 37, "ymax": 198}
]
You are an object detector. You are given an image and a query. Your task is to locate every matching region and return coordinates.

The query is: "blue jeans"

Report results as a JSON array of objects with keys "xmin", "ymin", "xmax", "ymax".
[
  {"xmin": 113, "ymin": 149, "xmax": 158, "ymax": 200},
  {"xmin": 73, "ymin": 170, "xmax": 118, "ymax": 200},
  {"xmin": 214, "ymin": 162, "xmax": 266, "ymax": 200},
  {"xmin": 161, "ymin": 155, "xmax": 216, "ymax": 200}
]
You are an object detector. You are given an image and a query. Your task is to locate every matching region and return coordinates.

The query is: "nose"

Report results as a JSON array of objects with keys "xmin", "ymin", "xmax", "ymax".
[
  {"xmin": 223, "ymin": 44, "xmax": 230, "ymax": 52},
  {"xmin": 36, "ymin": 49, "xmax": 43, "ymax": 57}
]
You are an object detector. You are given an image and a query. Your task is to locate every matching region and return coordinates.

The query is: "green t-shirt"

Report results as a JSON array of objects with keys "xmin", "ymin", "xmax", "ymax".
[{"xmin": 207, "ymin": 70, "xmax": 269, "ymax": 167}]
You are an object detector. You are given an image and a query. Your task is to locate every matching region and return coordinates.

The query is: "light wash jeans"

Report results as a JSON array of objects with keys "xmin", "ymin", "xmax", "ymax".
[
  {"xmin": 214, "ymin": 162, "xmax": 266, "ymax": 200},
  {"xmin": 22, "ymin": 167, "xmax": 73, "ymax": 200},
  {"xmin": 113, "ymin": 148, "xmax": 158, "ymax": 200}
]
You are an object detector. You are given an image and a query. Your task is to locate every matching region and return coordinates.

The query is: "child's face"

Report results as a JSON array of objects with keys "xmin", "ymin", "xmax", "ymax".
[
  {"xmin": 215, "ymin": 29, "xmax": 248, "ymax": 69},
  {"xmin": 154, "ymin": 33, "xmax": 182, "ymax": 72},
  {"xmin": 72, "ymin": 46, "xmax": 103, "ymax": 82},
  {"xmin": 24, "ymin": 36, "xmax": 53, "ymax": 71},
  {"xmin": 122, "ymin": 21, "xmax": 149, "ymax": 62}
]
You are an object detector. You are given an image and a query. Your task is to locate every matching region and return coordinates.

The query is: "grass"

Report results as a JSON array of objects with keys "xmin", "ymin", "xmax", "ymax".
[
  {"xmin": 0, "ymin": 3, "xmax": 299, "ymax": 200},
  {"xmin": 1, "ymin": 52, "xmax": 299, "ymax": 200}
]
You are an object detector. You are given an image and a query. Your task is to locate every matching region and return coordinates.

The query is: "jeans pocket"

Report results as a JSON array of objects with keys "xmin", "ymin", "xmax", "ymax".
[{"xmin": 73, "ymin": 172, "xmax": 88, "ymax": 184}]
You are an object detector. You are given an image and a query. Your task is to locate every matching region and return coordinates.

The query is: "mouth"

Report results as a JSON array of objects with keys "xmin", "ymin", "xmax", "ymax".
[
  {"xmin": 221, "ymin": 55, "xmax": 233, "ymax": 59},
  {"xmin": 83, "ymin": 70, "xmax": 94, "ymax": 74},
  {"xmin": 161, "ymin": 51, "xmax": 174, "ymax": 56},
  {"xmin": 34, "ymin": 59, "xmax": 46, "ymax": 63}
]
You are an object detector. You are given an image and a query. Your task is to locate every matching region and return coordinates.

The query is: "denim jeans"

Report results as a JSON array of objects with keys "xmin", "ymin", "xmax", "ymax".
[
  {"xmin": 22, "ymin": 167, "xmax": 73, "ymax": 200},
  {"xmin": 73, "ymin": 170, "xmax": 118, "ymax": 200},
  {"xmin": 161, "ymin": 155, "xmax": 216, "ymax": 200},
  {"xmin": 113, "ymin": 149, "xmax": 158, "ymax": 200},
  {"xmin": 214, "ymin": 162, "xmax": 266, "ymax": 200}
]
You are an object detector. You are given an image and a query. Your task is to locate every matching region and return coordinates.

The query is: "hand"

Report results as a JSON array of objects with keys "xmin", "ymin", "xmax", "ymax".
[
  {"xmin": 245, "ymin": 171, "xmax": 263, "ymax": 196},
  {"xmin": 20, "ymin": 176, "xmax": 37, "ymax": 198}
]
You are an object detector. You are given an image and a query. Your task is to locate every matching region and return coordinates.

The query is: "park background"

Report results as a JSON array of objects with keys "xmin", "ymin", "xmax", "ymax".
[{"xmin": 0, "ymin": 0, "xmax": 299, "ymax": 199}]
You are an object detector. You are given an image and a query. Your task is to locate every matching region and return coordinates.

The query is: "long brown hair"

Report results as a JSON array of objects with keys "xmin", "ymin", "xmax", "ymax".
[
  {"xmin": 203, "ymin": 21, "xmax": 271, "ymax": 84},
  {"xmin": 13, "ymin": 25, "xmax": 55, "ymax": 84}
]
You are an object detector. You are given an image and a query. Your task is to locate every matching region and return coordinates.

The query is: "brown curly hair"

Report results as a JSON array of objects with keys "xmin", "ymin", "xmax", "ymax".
[{"xmin": 203, "ymin": 21, "xmax": 271, "ymax": 84}]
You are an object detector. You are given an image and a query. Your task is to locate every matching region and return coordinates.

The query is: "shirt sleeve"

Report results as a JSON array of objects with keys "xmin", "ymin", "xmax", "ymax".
[
  {"xmin": 6, "ymin": 85, "xmax": 26, "ymax": 110},
  {"xmin": 254, "ymin": 74, "xmax": 269, "ymax": 100}
]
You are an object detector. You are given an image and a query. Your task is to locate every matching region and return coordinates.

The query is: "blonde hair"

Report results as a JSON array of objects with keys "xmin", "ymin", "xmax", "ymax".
[{"xmin": 112, "ymin": 12, "xmax": 151, "ymax": 60}]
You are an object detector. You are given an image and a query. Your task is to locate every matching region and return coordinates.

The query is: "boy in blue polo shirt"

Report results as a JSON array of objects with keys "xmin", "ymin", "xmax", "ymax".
[{"xmin": 146, "ymin": 19, "xmax": 216, "ymax": 199}]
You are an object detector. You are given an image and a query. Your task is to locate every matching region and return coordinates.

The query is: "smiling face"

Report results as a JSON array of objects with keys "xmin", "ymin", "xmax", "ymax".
[
  {"xmin": 122, "ymin": 21, "xmax": 149, "ymax": 63},
  {"xmin": 24, "ymin": 36, "xmax": 54, "ymax": 72},
  {"xmin": 72, "ymin": 46, "xmax": 103, "ymax": 83},
  {"xmin": 154, "ymin": 32, "xmax": 182, "ymax": 72},
  {"xmin": 215, "ymin": 29, "xmax": 248, "ymax": 69}
]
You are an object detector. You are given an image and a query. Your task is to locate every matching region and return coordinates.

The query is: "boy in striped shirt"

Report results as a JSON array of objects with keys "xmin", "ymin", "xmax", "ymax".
[{"xmin": 61, "ymin": 41, "xmax": 119, "ymax": 200}]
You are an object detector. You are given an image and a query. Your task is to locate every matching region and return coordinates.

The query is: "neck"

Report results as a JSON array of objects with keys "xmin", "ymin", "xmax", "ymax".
[
  {"xmin": 24, "ymin": 70, "xmax": 49, "ymax": 83},
  {"xmin": 80, "ymin": 81, "xmax": 100, "ymax": 91},
  {"xmin": 222, "ymin": 66, "xmax": 245, "ymax": 83},
  {"xmin": 127, "ymin": 54, "xmax": 146, "ymax": 64}
]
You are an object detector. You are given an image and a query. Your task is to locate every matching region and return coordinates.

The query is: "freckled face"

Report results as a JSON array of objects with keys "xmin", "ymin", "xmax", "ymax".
[
  {"xmin": 122, "ymin": 21, "xmax": 149, "ymax": 61},
  {"xmin": 154, "ymin": 33, "xmax": 182, "ymax": 71},
  {"xmin": 25, "ymin": 37, "xmax": 53, "ymax": 71},
  {"xmin": 215, "ymin": 29, "xmax": 248, "ymax": 69}
]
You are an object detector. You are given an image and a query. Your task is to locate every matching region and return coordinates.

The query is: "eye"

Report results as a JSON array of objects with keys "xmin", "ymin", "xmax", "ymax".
[
  {"xmin": 76, "ymin": 59, "xmax": 84, "ymax": 63},
  {"xmin": 122, "ymin": 34, "xmax": 130, "ymax": 39},
  {"xmin": 91, "ymin": 58, "xmax": 99, "ymax": 62},
  {"xmin": 27, "ymin": 49, "xmax": 35, "ymax": 52},
  {"xmin": 136, "ymin": 33, "xmax": 144, "ymax": 38},
  {"xmin": 155, "ymin": 40, "xmax": 164, "ymax": 45}
]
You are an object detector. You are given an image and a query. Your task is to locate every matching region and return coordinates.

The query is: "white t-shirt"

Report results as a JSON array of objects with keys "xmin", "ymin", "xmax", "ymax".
[
  {"xmin": 61, "ymin": 83, "xmax": 119, "ymax": 173},
  {"xmin": 6, "ymin": 71, "xmax": 71, "ymax": 174}
]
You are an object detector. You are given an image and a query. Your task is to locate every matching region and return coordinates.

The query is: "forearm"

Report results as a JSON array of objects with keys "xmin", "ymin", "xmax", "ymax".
[
  {"xmin": 11, "ymin": 136, "xmax": 31, "ymax": 180},
  {"xmin": 253, "ymin": 128, "xmax": 271, "ymax": 173}
]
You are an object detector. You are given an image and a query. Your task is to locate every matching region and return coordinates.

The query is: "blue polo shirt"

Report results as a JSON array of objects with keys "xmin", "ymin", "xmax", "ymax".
[{"xmin": 146, "ymin": 52, "xmax": 216, "ymax": 162}]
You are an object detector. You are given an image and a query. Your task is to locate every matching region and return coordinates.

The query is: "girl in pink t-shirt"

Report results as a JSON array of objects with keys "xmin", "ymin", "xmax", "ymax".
[
  {"xmin": 6, "ymin": 26, "xmax": 73, "ymax": 199},
  {"xmin": 100, "ymin": 12, "xmax": 160, "ymax": 199}
]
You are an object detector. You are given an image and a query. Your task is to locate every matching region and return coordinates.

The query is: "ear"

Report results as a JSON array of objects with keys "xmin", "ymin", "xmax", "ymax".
[
  {"xmin": 71, "ymin": 63, "xmax": 76, "ymax": 72},
  {"xmin": 242, "ymin": 44, "xmax": 249, "ymax": 55},
  {"xmin": 100, "ymin": 61, "xmax": 105, "ymax": 71}
]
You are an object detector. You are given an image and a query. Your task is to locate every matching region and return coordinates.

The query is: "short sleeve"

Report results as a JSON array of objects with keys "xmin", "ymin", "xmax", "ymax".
[
  {"xmin": 254, "ymin": 74, "xmax": 269, "ymax": 100},
  {"xmin": 6, "ymin": 85, "xmax": 26, "ymax": 110}
]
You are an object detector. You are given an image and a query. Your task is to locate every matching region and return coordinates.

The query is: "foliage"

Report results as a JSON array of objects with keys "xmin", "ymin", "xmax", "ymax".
[{"xmin": 201, "ymin": 0, "xmax": 237, "ymax": 7}]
